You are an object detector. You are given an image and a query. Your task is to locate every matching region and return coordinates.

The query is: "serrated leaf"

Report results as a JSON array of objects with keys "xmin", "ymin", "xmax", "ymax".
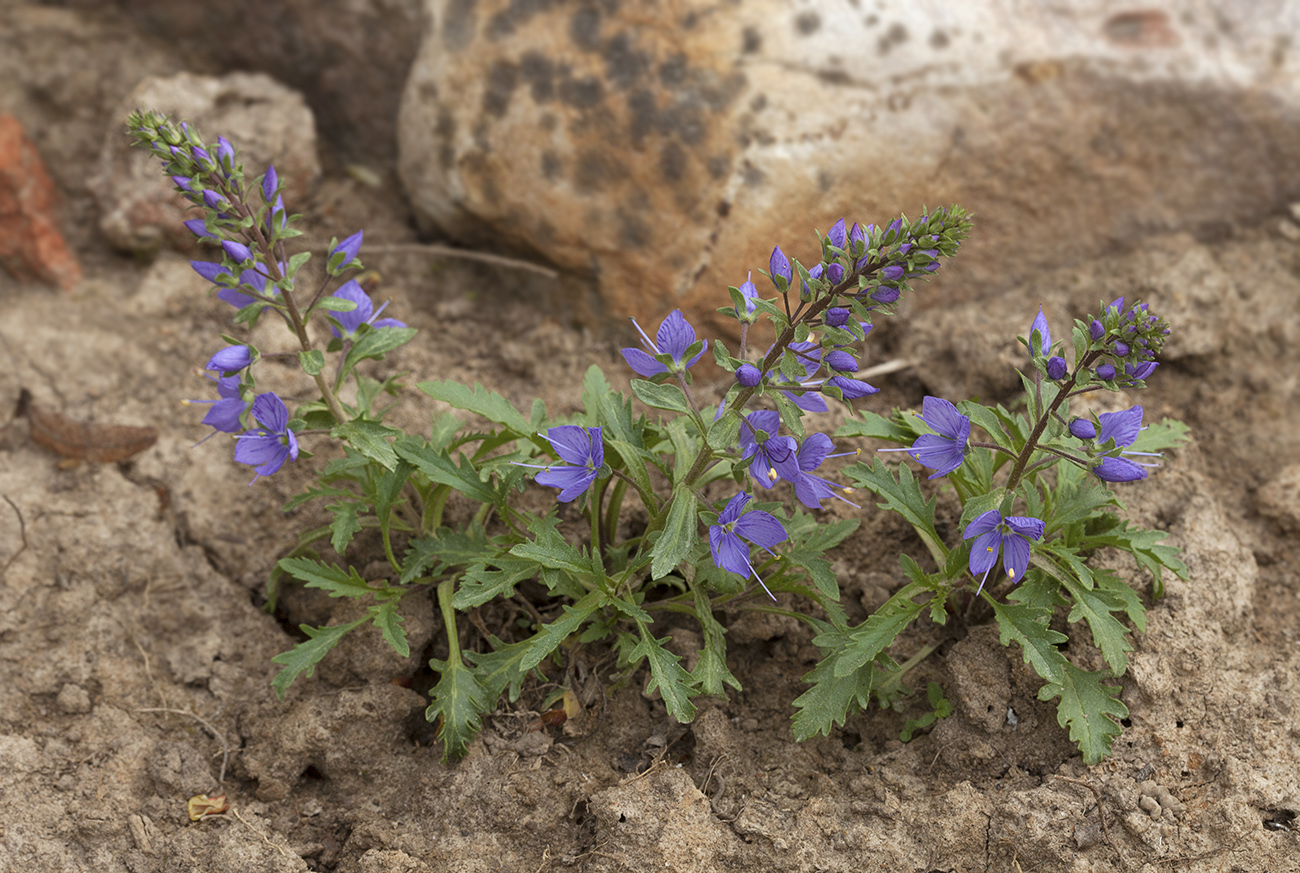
[
  {"xmin": 988, "ymin": 598, "xmax": 1069, "ymax": 685},
  {"xmin": 835, "ymin": 409, "xmax": 916, "ymax": 443},
  {"xmin": 1054, "ymin": 568, "xmax": 1133, "ymax": 675},
  {"xmin": 691, "ymin": 585, "xmax": 740, "ymax": 696},
  {"xmin": 1093, "ymin": 569, "xmax": 1146, "ymax": 632},
  {"xmin": 270, "ymin": 616, "xmax": 368, "ymax": 697},
  {"xmin": 829, "ymin": 582, "xmax": 926, "ymax": 677},
  {"xmin": 957, "ymin": 401, "xmax": 1016, "ymax": 453},
  {"xmin": 791, "ymin": 637, "xmax": 875, "ymax": 740},
  {"xmin": 510, "ymin": 516, "xmax": 594, "ymax": 578},
  {"xmin": 278, "ymin": 557, "xmax": 372, "ymax": 598},
  {"xmin": 630, "ymin": 379, "xmax": 692, "ymax": 414},
  {"xmin": 785, "ymin": 548, "xmax": 841, "ymax": 600},
  {"xmin": 844, "ymin": 457, "xmax": 942, "ymax": 552},
  {"xmin": 464, "ymin": 636, "xmax": 535, "ymax": 702},
  {"xmin": 395, "ymin": 437, "xmax": 502, "ymax": 508},
  {"xmin": 369, "ymin": 600, "xmax": 410, "ymax": 657},
  {"xmin": 1129, "ymin": 418, "xmax": 1190, "ymax": 453},
  {"xmin": 369, "ymin": 458, "xmax": 412, "ymax": 531},
  {"xmin": 332, "ymin": 419, "xmax": 400, "ymax": 470},
  {"xmin": 326, "ymin": 501, "xmax": 363, "ymax": 554},
  {"xmin": 1038, "ymin": 662, "xmax": 1128, "ymax": 764},
  {"xmin": 520, "ymin": 591, "xmax": 607, "ymax": 670},
  {"xmin": 630, "ymin": 623, "xmax": 697, "ymax": 723},
  {"xmin": 416, "ymin": 380, "xmax": 532, "ymax": 435},
  {"xmin": 426, "ymin": 654, "xmax": 491, "ymax": 760},
  {"xmin": 649, "ymin": 489, "xmax": 698, "ymax": 579},
  {"xmin": 581, "ymin": 364, "xmax": 613, "ymax": 428},
  {"xmin": 771, "ymin": 390, "xmax": 807, "ymax": 440},
  {"xmin": 453, "ymin": 556, "xmax": 542, "ymax": 608}
]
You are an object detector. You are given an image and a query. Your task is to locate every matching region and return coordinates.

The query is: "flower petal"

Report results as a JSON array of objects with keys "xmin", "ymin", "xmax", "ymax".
[
  {"xmin": 709, "ymin": 527, "xmax": 752, "ymax": 577},
  {"xmin": 733, "ymin": 509, "xmax": 788, "ymax": 549},
  {"xmin": 963, "ymin": 509, "xmax": 1002, "ymax": 540},
  {"xmin": 655, "ymin": 310, "xmax": 696, "ymax": 360},
  {"xmin": 621, "ymin": 347, "xmax": 667, "ymax": 377},
  {"xmin": 535, "ymin": 466, "xmax": 597, "ymax": 502},
  {"xmin": 796, "ymin": 433, "xmax": 834, "ymax": 472},
  {"xmin": 718, "ymin": 492, "xmax": 751, "ymax": 525},
  {"xmin": 1097, "ymin": 406, "xmax": 1143, "ymax": 448},
  {"xmin": 918, "ymin": 397, "xmax": 968, "ymax": 442},
  {"xmin": 1094, "ymin": 457, "xmax": 1148, "ymax": 482},
  {"xmin": 251, "ymin": 392, "xmax": 289, "ymax": 432},
  {"xmin": 1001, "ymin": 532, "xmax": 1033, "ymax": 582}
]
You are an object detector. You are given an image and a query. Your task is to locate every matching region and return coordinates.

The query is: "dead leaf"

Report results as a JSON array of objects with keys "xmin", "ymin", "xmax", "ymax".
[
  {"xmin": 15, "ymin": 389, "xmax": 156, "ymax": 463},
  {"xmin": 187, "ymin": 793, "xmax": 230, "ymax": 821}
]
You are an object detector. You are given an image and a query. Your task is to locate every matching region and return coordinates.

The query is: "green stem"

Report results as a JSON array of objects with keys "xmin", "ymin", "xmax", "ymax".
[
  {"xmin": 1004, "ymin": 350, "xmax": 1102, "ymax": 493},
  {"xmin": 437, "ymin": 579, "xmax": 463, "ymax": 666}
]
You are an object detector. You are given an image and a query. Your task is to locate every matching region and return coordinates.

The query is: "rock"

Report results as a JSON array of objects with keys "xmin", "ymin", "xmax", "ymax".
[
  {"xmin": 0, "ymin": 115, "xmax": 82, "ymax": 290},
  {"xmin": 94, "ymin": 72, "xmax": 321, "ymax": 255},
  {"xmin": 54, "ymin": 683, "xmax": 91, "ymax": 715},
  {"xmin": 1257, "ymin": 463, "xmax": 1300, "ymax": 533},
  {"xmin": 398, "ymin": 0, "xmax": 1300, "ymax": 329}
]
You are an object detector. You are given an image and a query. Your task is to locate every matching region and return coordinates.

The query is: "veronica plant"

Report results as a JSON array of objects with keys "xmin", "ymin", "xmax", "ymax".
[{"xmin": 130, "ymin": 111, "xmax": 1185, "ymax": 765}]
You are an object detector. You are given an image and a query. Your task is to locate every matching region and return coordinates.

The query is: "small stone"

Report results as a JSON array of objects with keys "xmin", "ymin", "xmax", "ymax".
[
  {"xmin": 1138, "ymin": 795, "xmax": 1162, "ymax": 818},
  {"xmin": 1278, "ymin": 219, "xmax": 1300, "ymax": 241},
  {"xmin": 55, "ymin": 683, "xmax": 91, "ymax": 715}
]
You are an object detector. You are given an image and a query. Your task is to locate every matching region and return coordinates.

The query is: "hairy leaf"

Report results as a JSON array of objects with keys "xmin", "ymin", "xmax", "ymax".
[
  {"xmin": 1038, "ymin": 662, "xmax": 1128, "ymax": 765},
  {"xmin": 270, "ymin": 617, "xmax": 368, "ymax": 698},
  {"xmin": 426, "ymin": 654, "xmax": 491, "ymax": 760},
  {"xmin": 416, "ymin": 380, "xmax": 532, "ymax": 435}
]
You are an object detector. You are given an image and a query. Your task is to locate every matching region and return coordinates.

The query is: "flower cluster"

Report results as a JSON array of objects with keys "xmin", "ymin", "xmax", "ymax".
[{"xmin": 128, "ymin": 110, "xmax": 414, "ymax": 485}]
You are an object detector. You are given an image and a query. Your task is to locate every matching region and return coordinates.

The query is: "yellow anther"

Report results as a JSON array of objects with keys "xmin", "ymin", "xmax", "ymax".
[{"xmin": 767, "ymin": 467, "xmax": 778, "ymax": 482}]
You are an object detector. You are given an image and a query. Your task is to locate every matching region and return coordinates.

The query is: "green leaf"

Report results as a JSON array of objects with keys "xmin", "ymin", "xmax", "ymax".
[
  {"xmin": 395, "ymin": 437, "xmax": 502, "ymax": 508},
  {"xmin": 707, "ymin": 409, "xmax": 742, "ymax": 452},
  {"xmin": 510, "ymin": 516, "xmax": 595, "ymax": 579},
  {"xmin": 791, "ymin": 635, "xmax": 875, "ymax": 740},
  {"xmin": 1038, "ymin": 662, "xmax": 1128, "ymax": 765},
  {"xmin": 691, "ymin": 585, "xmax": 740, "ymax": 696},
  {"xmin": 830, "ymin": 582, "xmax": 926, "ymax": 677},
  {"xmin": 784, "ymin": 548, "xmax": 840, "ymax": 601},
  {"xmin": 464, "ymin": 636, "xmax": 536, "ymax": 702},
  {"xmin": 1128, "ymin": 418, "xmax": 1190, "ymax": 453},
  {"xmin": 836, "ymin": 409, "xmax": 916, "ymax": 443},
  {"xmin": 270, "ymin": 616, "xmax": 368, "ymax": 697},
  {"xmin": 369, "ymin": 458, "xmax": 412, "ymax": 529},
  {"xmin": 326, "ymin": 502, "xmax": 363, "ymax": 554},
  {"xmin": 298, "ymin": 349, "xmax": 326, "ymax": 376},
  {"xmin": 520, "ymin": 591, "xmax": 607, "ymax": 670},
  {"xmin": 341, "ymin": 326, "xmax": 418, "ymax": 373},
  {"xmin": 650, "ymin": 489, "xmax": 698, "ymax": 579},
  {"xmin": 771, "ymin": 390, "xmax": 807, "ymax": 440},
  {"xmin": 453, "ymin": 556, "xmax": 542, "ymax": 608},
  {"xmin": 630, "ymin": 379, "xmax": 692, "ymax": 414},
  {"xmin": 987, "ymin": 598, "xmax": 1069, "ymax": 685},
  {"xmin": 630, "ymin": 623, "xmax": 697, "ymax": 723},
  {"xmin": 1094, "ymin": 569, "xmax": 1146, "ymax": 632},
  {"xmin": 278, "ymin": 557, "xmax": 372, "ymax": 598},
  {"xmin": 844, "ymin": 458, "xmax": 942, "ymax": 554},
  {"xmin": 314, "ymin": 294, "xmax": 359, "ymax": 312},
  {"xmin": 369, "ymin": 600, "xmax": 410, "ymax": 657},
  {"xmin": 416, "ymin": 380, "xmax": 532, "ymax": 435},
  {"xmin": 332, "ymin": 419, "xmax": 401, "ymax": 471},
  {"xmin": 426, "ymin": 653, "xmax": 491, "ymax": 760},
  {"xmin": 957, "ymin": 401, "xmax": 1016, "ymax": 453}
]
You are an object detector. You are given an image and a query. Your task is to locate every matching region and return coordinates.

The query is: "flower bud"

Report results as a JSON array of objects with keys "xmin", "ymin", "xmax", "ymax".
[
  {"xmin": 880, "ymin": 264, "xmax": 905, "ymax": 282},
  {"xmin": 1046, "ymin": 356, "xmax": 1068, "ymax": 381},
  {"xmin": 769, "ymin": 246, "xmax": 792, "ymax": 287},
  {"xmin": 202, "ymin": 188, "xmax": 226, "ymax": 210},
  {"xmin": 736, "ymin": 364, "xmax": 762, "ymax": 387},
  {"xmin": 262, "ymin": 165, "xmax": 279, "ymax": 202},
  {"xmin": 1112, "ymin": 341, "xmax": 1130, "ymax": 357},
  {"xmin": 1095, "ymin": 363, "xmax": 1116, "ymax": 381},
  {"xmin": 1089, "ymin": 320, "xmax": 1105, "ymax": 341},
  {"xmin": 825, "ymin": 350, "xmax": 858, "ymax": 372},
  {"xmin": 222, "ymin": 240, "xmax": 253, "ymax": 264},
  {"xmin": 825, "ymin": 307, "xmax": 850, "ymax": 328},
  {"xmin": 827, "ymin": 218, "xmax": 847, "ymax": 249},
  {"xmin": 826, "ymin": 263, "xmax": 845, "ymax": 284},
  {"xmin": 206, "ymin": 344, "xmax": 254, "ymax": 374},
  {"xmin": 1068, "ymin": 418, "xmax": 1097, "ymax": 440},
  {"xmin": 870, "ymin": 286, "xmax": 900, "ymax": 305}
]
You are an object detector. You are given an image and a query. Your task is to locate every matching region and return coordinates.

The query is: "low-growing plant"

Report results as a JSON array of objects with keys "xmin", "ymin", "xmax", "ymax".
[{"xmin": 129, "ymin": 110, "xmax": 1187, "ymax": 764}]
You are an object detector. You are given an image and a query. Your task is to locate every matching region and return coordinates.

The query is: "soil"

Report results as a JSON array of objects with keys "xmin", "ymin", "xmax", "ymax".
[{"xmin": 4, "ymin": 118, "xmax": 1300, "ymax": 873}]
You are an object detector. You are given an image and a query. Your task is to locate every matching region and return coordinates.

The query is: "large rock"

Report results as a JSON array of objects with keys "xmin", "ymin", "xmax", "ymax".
[{"xmin": 397, "ymin": 0, "xmax": 1300, "ymax": 329}]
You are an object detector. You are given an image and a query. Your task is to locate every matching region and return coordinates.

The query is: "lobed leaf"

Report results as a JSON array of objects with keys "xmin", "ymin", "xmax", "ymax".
[
  {"xmin": 426, "ymin": 654, "xmax": 491, "ymax": 760},
  {"xmin": 416, "ymin": 380, "xmax": 532, "ymax": 435},
  {"xmin": 1038, "ymin": 662, "xmax": 1128, "ymax": 765},
  {"xmin": 270, "ymin": 617, "xmax": 368, "ymax": 698}
]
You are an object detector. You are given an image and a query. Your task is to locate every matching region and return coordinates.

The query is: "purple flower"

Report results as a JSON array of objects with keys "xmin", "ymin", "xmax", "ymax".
[
  {"xmin": 771, "ymin": 342, "xmax": 828, "ymax": 413},
  {"xmin": 963, "ymin": 510, "xmax": 1045, "ymax": 594},
  {"xmin": 183, "ymin": 218, "xmax": 215, "ymax": 239},
  {"xmin": 206, "ymin": 345, "xmax": 254, "ymax": 374},
  {"xmin": 789, "ymin": 433, "xmax": 859, "ymax": 510},
  {"xmin": 827, "ymin": 219, "xmax": 847, "ymax": 250},
  {"xmin": 769, "ymin": 246, "xmax": 792, "ymax": 289},
  {"xmin": 1095, "ymin": 363, "xmax": 1116, "ymax": 381},
  {"xmin": 1122, "ymin": 361, "xmax": 1158, "ymax": 383},
  {"xmin": 825, "ymin": 350, "xmax": 858, "ymax": 372},
  {"xmin": 708, "ymin": 492, "xmax": 789, "ymax": 601},
  {"xmin": 825, "ymin": 374, "xmax": 879, "ymax": 400},
  {"xmin": 329, "ymin": 280, "xmax": 406, "ymax": 339},
  {"xmin": 191, "ymin": 259, "xmax": 231, "ymax": 284},
  {"xmin": 736, "ymin": 364, "xmax": 763, "ymax": 387},
  {"xmin": 621, "ymin": 309, "xmax": 707, "ymax": 377},
  {"xmin": 185, "ymin": 373, "xmax": 250, "ymax": 442},
  {"xmin": 825, "ymin": 307, "xmax": 850, "ymax": 328},
  {"xmin": 849, "ymin": 222, "xmax": 868, "ymax": 255},
  {"xmin": 826, "ymin": 262, "xmax": 845, "ymax": 285},
  {"xmin": 738, "ymin": 411, "xmax": 799, "ymax": 488},
  {"xmin": 262, "ymin": 165, "xmax": 278, "ymax": 202},
  {"xmin": 330, "ymin": 230, "xmax": 364, "ymax": 272},
  {"xmin": 218, "ymin": 267, "xmax": 281, "ymax": 310},
  {"xmin": 880, "ymin": 264, "xmax": 905, "ymax": 282},
  {"xmin": 735, "ymin": 271, "xmax": 759, "ymax": 322},
  {"xmin": 215, "ymin": 136, "xmax": 235, "ymax": 170},
  {"xmin": 516, "ymin": 426, "xmax": 603, "ymax": 502},
  {"xmin": 879, "ymin": 396, "xmax": 970, "ymax": 479},
  {"xmin": 1091, "ymin": 405, "xmax": 1158, "ymax": 482},
  {"xmin": 869, "ymin": 285, "xmax": 900, "ymax": 305},
  {"xmin": 233, "ymin": 393, "xmax": 299, "ymax": 484},
  {"xmin": 1030, "ymin": 307, "xmax": 1051, "ymax": 357},
  {"xmin": 1046, "ymin": 356, "xmax": 1068, "ymax": 381},
  {"xmin": 1068, "ymin": 418, "xmax": 1097, "ymax": 440},
  {"xmin": 201, "ymin": 188, "xmax": 226, "ymax": 210},
  {"xmin": 221, "ymin": 239, "xmax": 253, "ymax": 265},
  {"xmin": 1090, "ymin": 320, "xmax": 1105, "ymax": 341}
]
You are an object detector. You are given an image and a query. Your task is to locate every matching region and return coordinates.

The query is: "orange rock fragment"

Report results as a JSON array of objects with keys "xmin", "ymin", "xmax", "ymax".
[{"xmin": 0, "ymin": 115, "xmax": 82, "ymax": 290}]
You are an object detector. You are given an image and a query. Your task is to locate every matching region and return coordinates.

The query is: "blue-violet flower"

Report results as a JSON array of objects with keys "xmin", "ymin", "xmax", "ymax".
[
  {"xmin": 708, "ymin": 492, "xmax": 789, "ymax": 601},
  {"xmin": 233, "ymin": 393, "xmax": 299, "ymax": 484},
  {"xmin": 963, "ymin": 510, "xmax": 1046, "ymax": 594}
]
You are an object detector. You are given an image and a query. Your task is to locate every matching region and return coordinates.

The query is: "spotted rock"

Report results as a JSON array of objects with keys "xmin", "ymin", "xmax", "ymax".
[{"xmin": 399, "ymin": 1, "xmax": 1300, "ymax": 328}]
